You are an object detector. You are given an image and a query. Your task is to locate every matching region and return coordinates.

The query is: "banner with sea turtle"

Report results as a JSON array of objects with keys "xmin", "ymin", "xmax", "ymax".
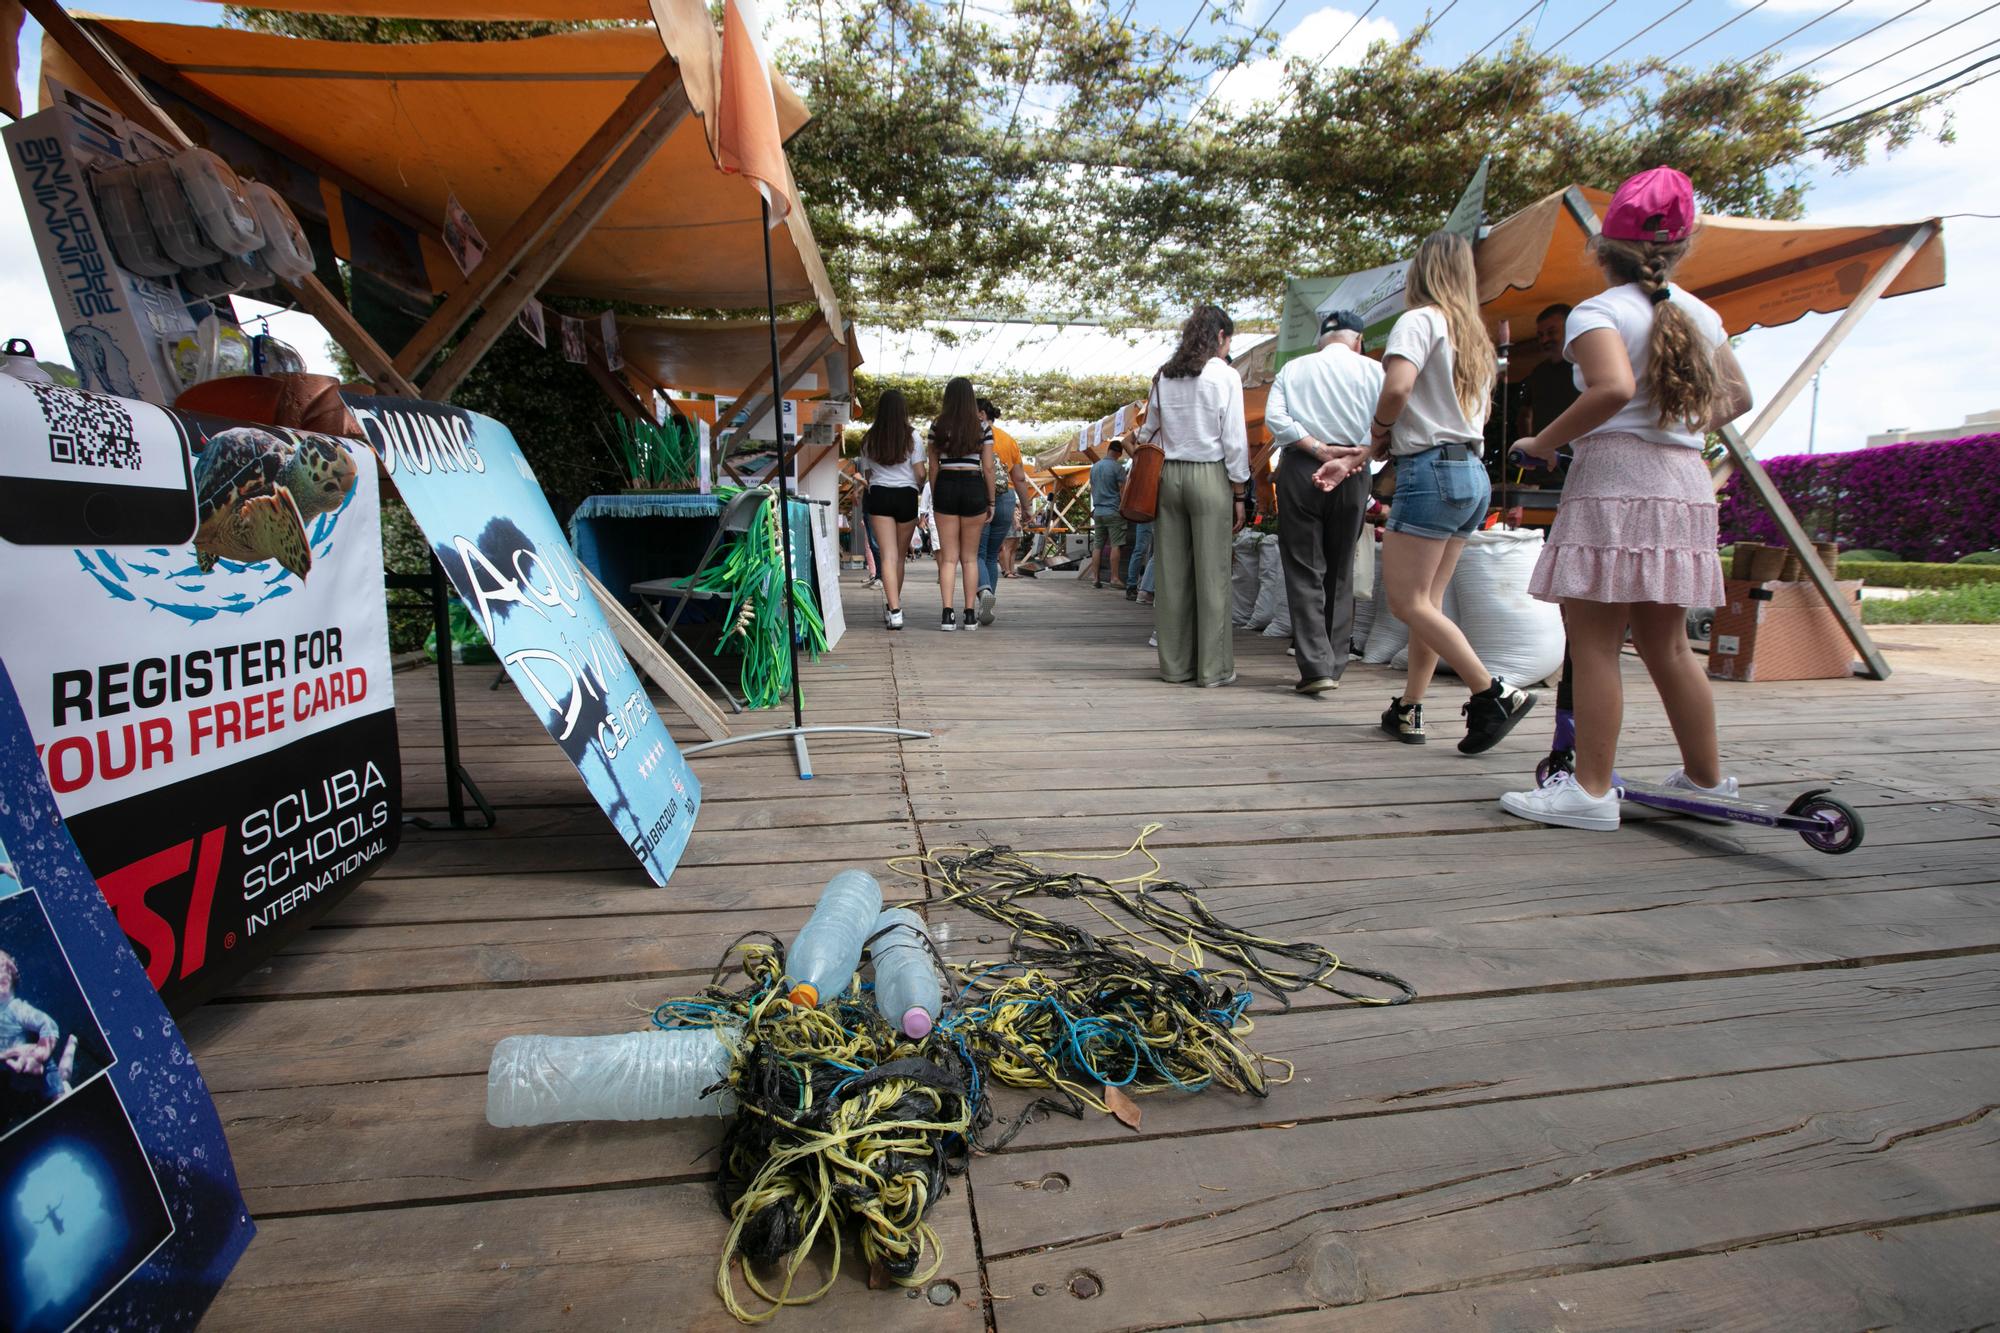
[{"xmin": 0, "ymin": 377, "xmax": 399, "ymax": 1014}]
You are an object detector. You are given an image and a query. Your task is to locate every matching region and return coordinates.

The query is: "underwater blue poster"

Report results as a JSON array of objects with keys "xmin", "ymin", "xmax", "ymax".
[
  {"xmin": 0, "ymin": 658, "xmax": 254, "ymax": 1332},
  {"xmin": 347, "ymin": 394, "xmax": 701, "ymax": 885}
]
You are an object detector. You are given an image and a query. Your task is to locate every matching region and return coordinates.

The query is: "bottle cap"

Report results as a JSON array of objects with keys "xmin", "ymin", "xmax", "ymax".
[
  {"xmin": 902, "ymin": 1008, "xmax": 933, "ymax": 1039},
  {"xmin": 787, "ymin": 982, "xmax": 819, "ymax": 1007}
]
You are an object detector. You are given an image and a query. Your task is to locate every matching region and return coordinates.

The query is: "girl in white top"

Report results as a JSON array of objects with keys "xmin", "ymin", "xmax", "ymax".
[
  {"xmin": 1500, "ymin": 166, "xmax": 1754, "ymax": 833},
  {"xmin": 855, "ymin": 388, "xmax": 925, "ymax": 629},
  {"xmin": 1321, "ymin": 231, "xmax": 1536, "ymax": 754}
]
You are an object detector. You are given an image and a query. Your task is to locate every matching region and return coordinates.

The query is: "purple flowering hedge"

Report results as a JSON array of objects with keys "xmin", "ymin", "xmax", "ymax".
[{"xmin": 1719, "ymin": 434, "xmax": 2000, "ymax": 563}]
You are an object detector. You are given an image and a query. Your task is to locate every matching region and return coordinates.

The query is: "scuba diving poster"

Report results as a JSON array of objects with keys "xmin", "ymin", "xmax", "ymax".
[
  {"xmin": 0, "ymin": 378, "xmax": 401, "ymax": 1014},
  {"xmin": 0, "ymin": 659, "xmax": 254, "ymax": 1332},
  {"xmin": 346, "ymin": 394, "xmax": 701, "ymax": 886}
]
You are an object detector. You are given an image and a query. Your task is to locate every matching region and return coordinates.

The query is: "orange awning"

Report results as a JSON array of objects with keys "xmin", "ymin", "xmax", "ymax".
[
  {"xmin": 190, "ymin": 0, "xmax": 652, "ymax": 15},
  {"xmin": 619, "ymin": 316, "xmax": 859, "ymax": 397},
  {"xmin": 1477, "ymin": 186, "xmax": 1945, "ymax": 340},
  {"xmin": 46, "ymin": 10, "xmax": 842, "ymax": 331}
]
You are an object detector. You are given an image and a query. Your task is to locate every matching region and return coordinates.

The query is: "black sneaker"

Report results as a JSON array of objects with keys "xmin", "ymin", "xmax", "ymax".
[
  {"xmin": 1459, "ymin": 680, "xmax": 1537, "ymax": 754},
  {"xmin": 1381, "ymin": 696, "xmax": 1425, "ymax": 744},
  {"xmin": 940, "ymin": 609, "xmax": 958, "ymax": 633}
]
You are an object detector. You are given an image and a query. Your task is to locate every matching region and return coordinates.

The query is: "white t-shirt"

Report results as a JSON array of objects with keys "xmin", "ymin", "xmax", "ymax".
[
  {"xmin": 858, "ymin": 429, "xmax": 925, "ymax": 489},
  {"xmin": 1382, "ymin": 307, "xmax": 1488, "ymax": 458},
  {"xmin": 1565, "ymin": 283, "xmax": 1728, "ymax": 449}
]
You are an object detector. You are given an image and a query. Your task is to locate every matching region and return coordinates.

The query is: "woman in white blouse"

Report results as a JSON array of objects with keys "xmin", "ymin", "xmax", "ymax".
[{"xmin": 1138, "ymin": 305, "xmax": 1251, "ymax": 687}]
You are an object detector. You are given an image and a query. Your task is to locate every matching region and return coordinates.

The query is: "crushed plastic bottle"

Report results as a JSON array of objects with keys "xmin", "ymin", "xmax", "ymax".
[
  {"xmin": 485, "ymin": 1027, "xmax": 738, "ymax": 1127},
  {"xmin": 786, "ymin": 869, "xmax": 883, "ymax": 1007},
  {"xmin": 871, "ymin": 907, "xmax": 944, "ymax": 1038}
]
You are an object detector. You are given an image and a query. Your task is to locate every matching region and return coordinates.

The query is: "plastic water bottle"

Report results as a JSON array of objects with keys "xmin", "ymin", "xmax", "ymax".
[
  {"xmin": 871, "ymin": 908, "xmax": 944, "ymax": 1038},
  {"xmin": 485, "ymin": 1028, "xmax": 738, "ymax": 1127},
  {"xmin": 786, "ymin": 869, "xmax": 883, "ymax": 1007}
]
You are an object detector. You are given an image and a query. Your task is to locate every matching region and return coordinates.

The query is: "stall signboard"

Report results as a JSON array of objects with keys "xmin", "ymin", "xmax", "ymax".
[
  {"xmin": 0, "ymin": 379, "xmax": 400, "ymax": 1015},
  {"xmin": 0, "ymin": 659, "xmax": 255, "ymax": 1332},
  {"xmin": 0, "ymin": 656, "xmax": 254, "ymax": 1328},
  {"xmin": 348, "ymin": 395, "xmax": 701, "ymax": 885}
]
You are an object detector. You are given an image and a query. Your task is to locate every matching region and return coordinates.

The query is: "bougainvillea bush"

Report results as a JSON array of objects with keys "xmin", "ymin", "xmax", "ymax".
[{"xmin": 1719, "ymin": 434, "xmax": 2000, "ymax": 563}]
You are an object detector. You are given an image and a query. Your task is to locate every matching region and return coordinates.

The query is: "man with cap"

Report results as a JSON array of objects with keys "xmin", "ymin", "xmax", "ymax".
[{"xmin": 1265, "ymin": 310, "xmax": 1380, "ymax": 694}]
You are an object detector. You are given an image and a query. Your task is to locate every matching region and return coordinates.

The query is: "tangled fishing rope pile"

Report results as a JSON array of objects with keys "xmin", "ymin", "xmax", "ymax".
[
  {"xmin": 678, "ymin": 488, "xmax": 829, "ymax": 708},
  {"xmin": 645, "ymin": 830, "xmax": 1416, "ymax": 1323}
]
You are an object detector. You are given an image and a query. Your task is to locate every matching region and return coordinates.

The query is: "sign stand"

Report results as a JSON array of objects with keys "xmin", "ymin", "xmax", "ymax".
[{"xmin": 385, "ymin": 560, "xmax": 496, "ymax": 831}]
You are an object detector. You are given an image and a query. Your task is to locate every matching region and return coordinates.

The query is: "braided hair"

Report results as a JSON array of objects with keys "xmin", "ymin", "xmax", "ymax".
[{"xmin": 1591, "ymin": 233, "xmax": 1720, "ymax": 430}]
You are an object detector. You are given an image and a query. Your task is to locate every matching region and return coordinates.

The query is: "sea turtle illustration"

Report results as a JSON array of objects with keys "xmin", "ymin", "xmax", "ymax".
[{"xmin": 192, "ymin": 427, "xmax": 358, "ymax": 580}]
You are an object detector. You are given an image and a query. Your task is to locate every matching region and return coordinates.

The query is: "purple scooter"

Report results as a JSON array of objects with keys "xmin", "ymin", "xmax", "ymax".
[{"xmin": 1508, "ymin": 449, "xmax": 1863, "ymax": 855}]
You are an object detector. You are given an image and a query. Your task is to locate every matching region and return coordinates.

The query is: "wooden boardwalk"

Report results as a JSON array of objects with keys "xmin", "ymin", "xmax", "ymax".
[{"xmin": 188, "ymin": 571, "xmax": 2000, "ymax": 1331}]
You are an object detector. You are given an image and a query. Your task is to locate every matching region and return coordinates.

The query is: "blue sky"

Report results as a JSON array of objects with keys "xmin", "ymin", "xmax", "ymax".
[{"xmin": 7, "ymin": 0, "xmax": 1996, "ymax": 453}]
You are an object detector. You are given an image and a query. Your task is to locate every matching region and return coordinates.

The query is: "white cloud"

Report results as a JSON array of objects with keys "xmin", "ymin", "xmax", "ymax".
[{"xmin": 1202, "ymin": 5, "xmax": 1401, "ymax": 114}]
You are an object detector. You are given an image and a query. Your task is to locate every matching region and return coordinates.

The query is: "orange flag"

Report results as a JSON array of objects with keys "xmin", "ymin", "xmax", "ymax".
[{"xmin": 716, "ymin": 0, "xmax": 790, "ymax": 227}]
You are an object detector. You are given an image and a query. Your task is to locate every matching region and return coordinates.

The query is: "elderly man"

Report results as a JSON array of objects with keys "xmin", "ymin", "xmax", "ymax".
[{"xmin": 1266, "ymin": 309, "xmax": 1380, "ymax": 694}]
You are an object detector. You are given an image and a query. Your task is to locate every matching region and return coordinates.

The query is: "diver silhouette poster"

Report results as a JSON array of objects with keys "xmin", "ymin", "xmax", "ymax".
[
  {"xmin": 0, "ymin": 381, "xmax": 400, "ymax": 1013},
  {"xmin": 0, "ymin": 659, "xmax": 254, "ymax": 1332},
  {"xmin": 349, "ymin": 395, "xmax": 701, "ymax": 885}
]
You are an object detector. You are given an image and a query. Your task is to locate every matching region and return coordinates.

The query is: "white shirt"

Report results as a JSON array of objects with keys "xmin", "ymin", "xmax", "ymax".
[
  {"xmin": 1139, "ymin": 357, "xmax": 1249, "ymax": 482},
  {"xmin": 1566, "ymin": 282, "xmax": 1728, "ymax": 449},
  {"xmin": 858, "ymin": 429, "xmax": 925, "ymax": 489},
  {"xmin": 1382, "ymin": 306, "xmax": 1488, "ymax": 458},
  {"xmin": 1266, "ymin": 342, "xmax": 1386, "ymax": 459}
]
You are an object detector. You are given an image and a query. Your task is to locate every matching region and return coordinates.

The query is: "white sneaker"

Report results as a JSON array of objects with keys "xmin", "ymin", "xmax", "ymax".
[
  {"xmin": 885, "ymin": 609, "xmax": 904, "ymax": 631},
  {"xmin": 976, "ymin": 588, "xmax": 996, "ymax": 626},
  {"xmin": 1499, "ymin": 770, "xmax": 1620, "ymax": 831},
  {"xmin": 1663, "ymin": 768, "xmax": 1738, "ymax": 823},
  {"xmin": 1147, "ymin": 633, "xmax": 1158, "ymax": 648}
]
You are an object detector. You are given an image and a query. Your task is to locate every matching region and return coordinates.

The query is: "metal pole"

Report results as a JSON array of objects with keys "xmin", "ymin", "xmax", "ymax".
[
  {"xmin": 431, "ymin": 554, "xmax": 465, "ymax": 828},
  {"xmin": 1808, "ymin": 369, "xmax": 1821, "ymax": 454},
  {"xmin": 762, "ymin": 196, "xmax": 806, "ymax": 740}
]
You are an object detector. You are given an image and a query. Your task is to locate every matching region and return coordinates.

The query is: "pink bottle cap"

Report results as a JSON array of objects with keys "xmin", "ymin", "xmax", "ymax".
[{"xmin": 902, "ymin": 1008, "xmax": 933, "ymax": 1039}]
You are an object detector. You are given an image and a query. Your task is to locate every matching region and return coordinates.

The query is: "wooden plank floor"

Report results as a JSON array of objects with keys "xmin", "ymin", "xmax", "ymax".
[{"xmin": 188, "ymin": 569, "xmax": 2000, "ymax": 1331}]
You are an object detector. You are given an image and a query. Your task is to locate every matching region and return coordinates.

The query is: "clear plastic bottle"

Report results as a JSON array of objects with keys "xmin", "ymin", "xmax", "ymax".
[
  {"xmin": 785, "ymin": 868, "xmax": 883, "ymax": 1007},
  {"xmin": 871, "ymin": 907, "xmax": 944, "ymax": 1038},
  {"xmin": 485, "ymin": 1027, "xmax": 738, "ymax": 1127}
]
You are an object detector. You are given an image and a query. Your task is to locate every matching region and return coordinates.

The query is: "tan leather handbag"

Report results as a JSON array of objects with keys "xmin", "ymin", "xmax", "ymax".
[{"xmin": 1120, "ymin": 435, "xmax": 1163, "ymax": 523}]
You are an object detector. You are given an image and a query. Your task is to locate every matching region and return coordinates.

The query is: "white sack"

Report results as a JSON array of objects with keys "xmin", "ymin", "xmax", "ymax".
[
  {"xmin": 1249, "ymin": 538, "xmax": 1284, "ymax": 630},
  {"xmin": 1230, "ymin": 532, "xmax": 1263, "ymax": 625},
  {"xmin": 1449, "ymin": 526, "xmax": 1565, "ymax": 686}
]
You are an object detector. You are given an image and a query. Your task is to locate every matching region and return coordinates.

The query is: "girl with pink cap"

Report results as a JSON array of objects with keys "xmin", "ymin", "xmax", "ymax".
[{"xmin": 1499, "ymin": 166, "xmax": 1755, "ymax": 832}]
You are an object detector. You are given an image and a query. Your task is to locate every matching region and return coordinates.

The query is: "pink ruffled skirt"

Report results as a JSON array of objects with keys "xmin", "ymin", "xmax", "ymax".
[{"xmin": 1528, "ymin": 432, "xmax": 1726, "ymax": 608}]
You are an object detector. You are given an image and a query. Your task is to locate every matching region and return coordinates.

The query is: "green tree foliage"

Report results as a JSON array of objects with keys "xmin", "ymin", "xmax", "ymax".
[{"xmin": 853, "ymin": 369, "xmax": 1148, "ymax": 425}]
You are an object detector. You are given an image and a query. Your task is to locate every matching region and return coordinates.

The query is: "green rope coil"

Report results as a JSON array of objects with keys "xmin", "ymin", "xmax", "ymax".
[{"xmin": 682, "ymin": 488, "xmax": 829, "ymax": 709}]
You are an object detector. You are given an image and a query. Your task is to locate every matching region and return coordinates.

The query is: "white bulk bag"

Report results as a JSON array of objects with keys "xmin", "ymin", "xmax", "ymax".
[
  {"xmin": 1230, "ymin": 532, "xmax": 1263, "ymax": 625},
  {"xmin": 1449, "ymin": 526, "xmax": 1565, "ymax": 686},
  {"xmin": 1361, "ymin": 556, "xmax": 1407, "ymax": 664},
  {"xmin": 1249, "ymin": 538, "xmax": 1284, "ymax": 630}
]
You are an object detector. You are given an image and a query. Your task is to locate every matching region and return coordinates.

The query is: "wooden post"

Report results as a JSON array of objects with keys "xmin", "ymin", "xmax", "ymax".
[
  {"xmin": 577, "ymin": 567, "xmax": 732, "ymax": 741},
  {"xmin": 22, "ymin": 0, "xmax": 420, "ymax": 395},
  {"xmin": 588, "ymin": 360, "xmax": 650, "ymax": 425},
  {"xmin": 712, "ymin": 317, "xmax": 827, "ymax": 449},
  {"xmin": 1717, "ymin": 422, "xmax": 1890, "ymax": 681},
  {"xmin": 393, "ymin": 55, "xmax": 684, "ymax": 381},
  {"xmin": 1711, "ymin": 222, "xmax": 1937, "ymax": 490},
  {"xmin": 421, "ymin": 86, "xmax": 692, "ymax": 401}
]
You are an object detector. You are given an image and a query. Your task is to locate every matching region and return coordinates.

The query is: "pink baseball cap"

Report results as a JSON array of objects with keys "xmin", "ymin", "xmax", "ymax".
[{"xmin": 1603, "ymin": 166, "xmax": 1695, "ymax": 243}]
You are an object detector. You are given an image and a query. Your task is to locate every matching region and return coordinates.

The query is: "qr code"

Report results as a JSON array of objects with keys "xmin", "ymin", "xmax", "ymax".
[{"xmin": 29, "ymin": 382, "xmax": 141, "ymax": 470}]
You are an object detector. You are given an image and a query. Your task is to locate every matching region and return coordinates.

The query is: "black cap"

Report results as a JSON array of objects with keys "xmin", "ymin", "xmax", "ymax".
[{"xmin": 1319, "ymin": 309, "xmax": 1365, "ymax": 336}]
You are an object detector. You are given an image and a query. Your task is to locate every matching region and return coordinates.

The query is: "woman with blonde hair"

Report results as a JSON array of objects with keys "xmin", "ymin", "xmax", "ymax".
[
  {"xmin": 1499, "ymin": 166, "xmax": 1752, "ymax": 831},
  {"xmin": 1320, "ymin": 230, "xmax": 1535, "ymax": 751}
]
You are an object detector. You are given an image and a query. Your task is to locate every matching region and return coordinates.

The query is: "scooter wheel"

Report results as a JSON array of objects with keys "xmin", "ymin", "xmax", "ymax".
[
  {"xmin": 1535, "ymin": 751, "xmax": 1574, "ymax": 788},
  {"xmin": 1791, "ymin": 794, "xmax": 1864, "ymax": 855}
]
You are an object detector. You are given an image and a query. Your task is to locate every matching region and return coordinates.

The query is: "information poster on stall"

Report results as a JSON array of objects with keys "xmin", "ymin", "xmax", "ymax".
[
  {"xmin": 0, "ymin": 659, "xmax": 254, "ymax": 1333},
  {"xmin": 0, "ymin": 378, "xmax": 400, "ymax": 1014},
  {"xmin": 346, "ymin": 394, "xmax": 701, "ymax": 885}
]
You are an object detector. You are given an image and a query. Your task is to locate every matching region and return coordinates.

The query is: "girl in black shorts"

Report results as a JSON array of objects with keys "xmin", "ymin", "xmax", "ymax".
[
  {"xmin": 925, "ymin": 376, "xmax": 996, "ymax": 632},
  {"xmin": 856, "ymin": 389, "xmax": 924, "ymax": 630}
]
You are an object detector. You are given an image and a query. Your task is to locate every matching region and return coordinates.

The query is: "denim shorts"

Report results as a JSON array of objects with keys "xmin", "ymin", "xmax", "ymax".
[{"xmin": 1385, "ymin": 446, "xmax": 1491, "ymax": 540}]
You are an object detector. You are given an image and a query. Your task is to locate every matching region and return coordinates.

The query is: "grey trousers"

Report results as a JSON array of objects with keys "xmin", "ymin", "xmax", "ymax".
[
  {"xmin": 1154, "ymin": 459, "xmax": 1234, "ymax": 686},
  {"xmin": 1276, "ymin": 446, "xmax": 1369, "ymax": 683}
]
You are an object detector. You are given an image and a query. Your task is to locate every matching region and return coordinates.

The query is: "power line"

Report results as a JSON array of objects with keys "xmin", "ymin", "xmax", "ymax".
[
  {"xmin": 1118, "ymin": 0, "xmax": 1221, "ymax": 136},
  {"xmin": 1586, "ymin": 0, "xmax": 1692, "ymax": 69},
  {"xmin": 1810, "ymin": 0, "xmax": 2000, "ymax": 96},
  {"xmin": 1186, "ymin": 0, "xmax": 1296, "ymax": 120},
  {"xmin": 1756, "ymin": 0, "xmax": 1933, "ymax": 90},
  {"xmin": 1467, "ymin": 0, "xmax": 1549, "ymax": 62},
  {"xmin": 1601, "ymin": 0, "xmax": 1852, "ymax": 133},
  {"xmin": 1807, "ymin": 41, "xmax": 2000, "ymax": 130},
  {"xmin": 1538, "ymin": 0, "xmax": 1620, "ymax": 54}
]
